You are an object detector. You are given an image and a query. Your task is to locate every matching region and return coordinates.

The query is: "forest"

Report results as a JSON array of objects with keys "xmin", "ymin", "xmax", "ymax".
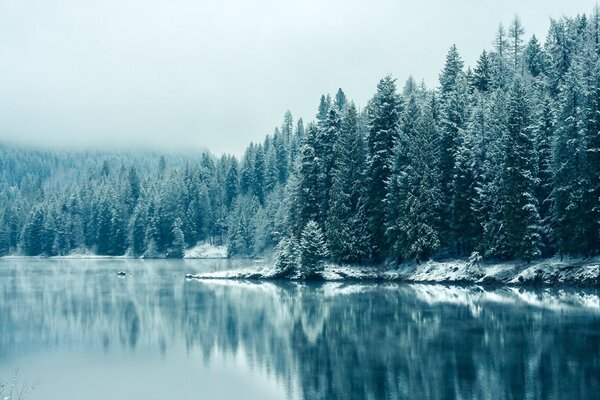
[{"xmin": 1, "ymin": 11, "xmax": 599, "ymax": 265}]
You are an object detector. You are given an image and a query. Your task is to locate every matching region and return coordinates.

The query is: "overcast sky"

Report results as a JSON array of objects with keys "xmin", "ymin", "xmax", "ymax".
[{"xmin": 0, "ymin": 0, "xmax": 597, "ymax": 156}]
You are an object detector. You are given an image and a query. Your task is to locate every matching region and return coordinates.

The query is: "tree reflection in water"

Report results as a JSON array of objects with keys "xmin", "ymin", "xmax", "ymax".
[{"xmin": 0, "ymin": 259, "xmax": 599, "ymax": 400}]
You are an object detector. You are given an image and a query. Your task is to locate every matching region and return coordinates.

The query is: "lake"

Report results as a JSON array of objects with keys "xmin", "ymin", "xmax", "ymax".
[{"xmin": 1, "ymin": 259, "xmax": 599, "ymax": 400}]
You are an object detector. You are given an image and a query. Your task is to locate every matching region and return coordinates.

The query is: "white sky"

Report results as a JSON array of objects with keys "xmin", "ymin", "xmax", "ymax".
[{"xmin": 0, "ymin": 0, "xmax": 597, "ymax": 156}]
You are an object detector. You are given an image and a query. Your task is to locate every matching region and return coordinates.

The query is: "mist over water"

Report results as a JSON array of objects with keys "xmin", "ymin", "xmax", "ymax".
[{"xmin": 1, "ymin": 259, "xmax": 599, "ymax": 400}]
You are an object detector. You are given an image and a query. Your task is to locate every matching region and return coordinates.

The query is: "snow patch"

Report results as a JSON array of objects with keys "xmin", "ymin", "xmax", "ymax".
[
  {"xmin": 184, "ymin": 243, "xmax": 228, "ymax": 259},
  {"xmin": 189, "ymin": 256, "xmax": 600, "ymax": 287}
]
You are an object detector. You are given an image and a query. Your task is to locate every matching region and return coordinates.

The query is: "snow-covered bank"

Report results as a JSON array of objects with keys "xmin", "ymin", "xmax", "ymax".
[
  {"xmin": 189, "ymin": 256, "xmax": 600, "ymax": 287},
  {"xmin": 183, "ymin": 243, "xmax": 228, "ymax": 259}
]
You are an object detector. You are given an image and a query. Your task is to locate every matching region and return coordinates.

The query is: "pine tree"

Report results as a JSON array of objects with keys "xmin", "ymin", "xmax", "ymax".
[
  {"xmin": 494, "ymin": 23, "xmax": 509, "ymax": 59},
  {"xmin": 273, "ymin": 132, "xmax": 289, "ymax": 184},
  {"xmin": 387, "ymin": 94, "xmax": 421, "ymax": 258},
  {"xmin": 273, "ymin": 236, "xmax": 299, "ymax": 277},
  {"xmin": 584, "ymin": 62, "xmax": 600, "ymax": 255},
  {"xmin": 109, "ymin": 206, "xmax": 127, "ymax": 256},
  {"xmin": 253, "ymin": 145, "xmax": 266, "ymax": 205},
  {"xmin": 294, "ymin": 126, "xmax": 321, "ymax": 235},
  {"xmin": 326, "ymin": 103, "xmax": 371, "ymax": 263},
  {"xmin": 533, "ymin": 96, "xmax": 555, "ymax": 255},
  {"xmin": 129, "ymin": 203, "xmax": 147, "ymax": 256},
  {"xmin": 476, "ymin": 90, "xmax": 510, "ymax": 257},
  {"xmin": 299, "ymin": 221, "xmax": 329, "ymax": 279},
  {"xmin": 439, "ymin": 65, "xmax": 470, "ymax": 251},
  {"xmin": 524, "ymin": 35, "xmax": 546, "ymax": 77},
  {"xmin": 334, "ymin": 88, "xmax": 347, "ymax": 110},
  {"xmin": 168, "ymin": 217, "xmax": 185, "ymax": 258},
  {"xmin": 281, "ymin": 110, "xmax": 294, "ymax": 145},
  {"xmin": 501, "ymin": 78, "xmax": 542, "ymax": 260},
  {"xmin": 508, "ymin": 15, "xmax": 525, "ymax": 70},
  {"xmin": 20, "ymin": 206, "xmax": 45, "ymax": 256},
  {"xmin": 439, "ymin": 45, "xmax": 465, "ymax": 94},
  {"xmin": 473, "ymin": 51, "xmax": 492, "ymax": 92},
  {"xmin": 224, "ymin": 158, "xmax": 239, "ymax": 208},
  {"xmin": 316, "ymin": 94, "xmax": 331, "ymax": 129},
  {"xmin": 388, "ymin": 96, "xmax": 442, "ymax": 262},
  {"xmin": 226, "ymin": 197, "xmax": 257, "ymax": 257},
  {"xmin": 366, "ymin": 76, "xmax": 402, "ymax": 260},
  {"xmin": 316, "ymin": 106, "xmax": 341, "ymax": 223},
  {"xmin": 451, "ymin": 129, "xmax": 478, "ymax": 256},
  {"xmin": 545, "ymin": 18, "xmax": 574, "ymax": 97},
  {"xmin": 95, "ymin": 197, "xmax": 113, "ymax": 255},
  {"xmin": 127, "ymin": 166, "xmax": 141, "ymax": 212}
]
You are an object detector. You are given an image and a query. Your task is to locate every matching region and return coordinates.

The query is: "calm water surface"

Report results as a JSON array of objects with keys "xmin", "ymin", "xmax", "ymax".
[{"xmin": 1, "ymin": 259, "xmax": 599, "ymax": 400}]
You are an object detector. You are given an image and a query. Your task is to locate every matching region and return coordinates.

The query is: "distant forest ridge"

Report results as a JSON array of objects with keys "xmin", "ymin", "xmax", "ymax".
[{"xmin": 1, "ymin": 8, "xmax": 599, "ymax": 262}]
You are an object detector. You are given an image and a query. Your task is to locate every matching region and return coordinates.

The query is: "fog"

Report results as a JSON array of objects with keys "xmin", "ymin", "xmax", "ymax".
[{"xmin": 0, "ymin": 0, "xmax": 596, "ymax": 155}]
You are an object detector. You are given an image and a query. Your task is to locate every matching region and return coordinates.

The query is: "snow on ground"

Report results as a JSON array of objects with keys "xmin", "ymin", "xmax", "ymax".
[
  {"xmin": 189, "ymin": 256, "xmax": 600, "ymax": 287},
  {"xmin": 184, "ymin": 243, "xmax": 228, "ymax": 259}
]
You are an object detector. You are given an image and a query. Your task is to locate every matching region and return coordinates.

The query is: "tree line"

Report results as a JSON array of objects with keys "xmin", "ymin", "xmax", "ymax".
[{"xmin": 1, "ymin": 11, "xmax": 599, "ymax": 265}]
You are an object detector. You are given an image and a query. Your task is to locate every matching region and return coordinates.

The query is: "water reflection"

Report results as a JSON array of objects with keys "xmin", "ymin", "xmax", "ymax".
[{"xmin": 1, "ymin": 259, "xmax": 599, "ymax": 400}]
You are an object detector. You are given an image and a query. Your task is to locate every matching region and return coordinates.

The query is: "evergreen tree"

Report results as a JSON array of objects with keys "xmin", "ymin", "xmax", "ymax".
[
  {"xmin": 316, "ymin": 106, "xmax": 342, "ymax": 223},
  {"xmin": 129, "ymin": 203, "xmax": 147, "ymax": 256},
  {"xmin": 473, "ymin": 51, "xmax": 492, "ymax": 92},
  {"xmin": 253, "ymin": 145, "xmax": 266, "ymax": 205},
  {"xmin": 127, "ymin": 166, "xmax": 141, "ymax": 212},
  {"xmin": 388, "ymin": 96, "xmax": 442, "ymax": 262},
  {"xmin": 273, "ymin": 236, "xmax": 299, "ymax": 277},
  {"xmin": 334, "ymin": 88, "xmax": 347, "ymax": 110},
  {"xmin": 524, "ymin": 35, "xmax": 547, "ymax": 77},
  {"xmin": 494, "ymin": 23, "xmax": 509, "ymax": 59},
  {"xmin": 168, "ymin": 217, "xmax": 185, "ymax": 258},
  {"xmin": 533, "ymin": 96, "xmax": 555, "ymax": 255},
  {"xmin": 299, "ymin": 221, "xmax": 329, "ymax": 279},
  {"xmin": 224, "ymin": 158, "xmax": 239, "ymax": 208},
  {"xmin": 294, "ymin": 126, "xmax": 320, "ymax": 234},
  {"xmin": 439, "ymin": 66, "xmax": 470, "ymax": 250},
  {"xmin": 20, "ymin": 206, "xmax": 45, "ymax": 256},
  {"xmin": 501, "ymin": 78, "xmax": 542, "ymax": 260},
  {"xmin": 326, "ymin": 103, "xmax": 371, "ymax": 263},
  {"xmin": 508, "ymin": 15, "xmax": 525, "ymax": 70},
  {"xmin": 366, "ymin": 76, "xmax": 402, "ymax": 260}
]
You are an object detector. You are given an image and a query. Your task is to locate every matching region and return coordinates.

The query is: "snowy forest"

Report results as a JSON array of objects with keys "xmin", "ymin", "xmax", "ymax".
[{"xmin": 1, "ymin": 11, "xmax": 599, "ymax": 264}]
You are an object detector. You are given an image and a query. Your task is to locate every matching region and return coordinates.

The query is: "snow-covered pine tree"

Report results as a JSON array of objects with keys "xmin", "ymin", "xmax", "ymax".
[
  {"xmin": 438, "ymin": 48, "xmax": 469, "ymax": 252},
  {"xmin": 366, "ymin": 75, "xmax": 402, "ymax": 260},
  {"xmin": 524, "ymin": 35, "xmax": 547, "ymax": 78},
  {"xmin": 224, "ymin": 158, "xmax": 239, "ymax": 208},
  {"xmin": 533, "ymin": 96, "xmax": 555, "ymax": 255},
  {"xmin": 299, "ymin": 220, "xmax": 329, "ymax": 279},
  {"xmin": 473, "ymin": 50, "xmax": 492, "ymax": 93},
  {"xmin": 316, "ymin": 106, "xmax": 342, "ymax": 223},
  {"xmin": 388, "ymin": 95, "xmax": 442, "ymax": 262},
  {"xmin": 476, "ymin": 90, "xmax": 509, "ymax": 258},
  {"xmin": 129, "ymin": 202, "xmax": 147, "ymax": 256},
  {"xmin": 294, "ymin": 125, "xmax": 321, "ymax": 235},
  {"xmin": 334, "ymin": 88, "xmax": 347, "ymax": 111},
  {"xmin": 501, "ymin": 78, "xmax": 542, "ymax": 260},
  {"xmin": 451, "ymin": 127, "xmax": 478, "ymax": 256},
  {"xmin": 386, "ymin": 93, "xmax": 421, "ymax": 259},
  {"xmin": 326, "ymin": 102, "xmax": 371, "ymax": 263},
  {"xmin": 167, "ymin": 217, "xmax": 185, "ymax": 258},
  {"xmin": 273, "ymin": 236, "xmax": 299, "ymax": 277}
]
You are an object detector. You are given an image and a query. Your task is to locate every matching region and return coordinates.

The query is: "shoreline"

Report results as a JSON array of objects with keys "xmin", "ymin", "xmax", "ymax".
[{"xmin": 189, "ymin": 257, "xmax": 600, "ymax": 287}]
